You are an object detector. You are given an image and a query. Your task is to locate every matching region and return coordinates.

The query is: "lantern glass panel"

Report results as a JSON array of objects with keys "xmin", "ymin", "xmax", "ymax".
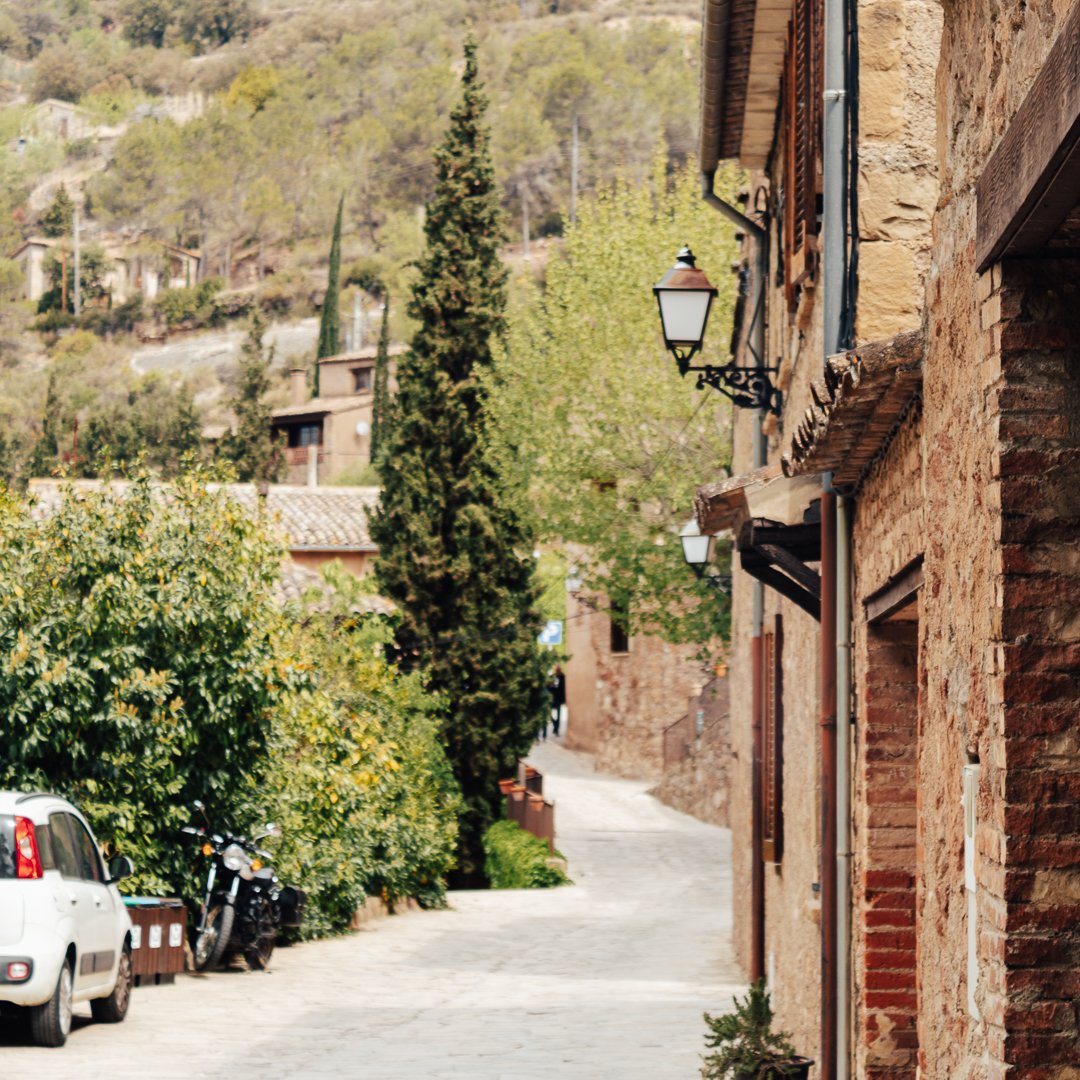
[
  {"xmin": 680, "ymin": 532, "xmax": 714, "ymax": 567},
  {"xmin": 658, "ymin": 289, "xmax": 712, "ymax": 347}
]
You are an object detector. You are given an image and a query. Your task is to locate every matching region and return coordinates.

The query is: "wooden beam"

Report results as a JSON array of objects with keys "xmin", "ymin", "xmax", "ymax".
[
  {"xmin": 864, "ymin": 557, "xmax": 924, "ymax": 625},
  {"xmin": 976, "ymin": 4, "xmax": 1080, "ymax": 272},
  {"xmin": 757, "ymin": 542, "xmax": 822, "ymax": 599},
  {"xmin": 745, "ymin": 564, "xmax": 822, "ymax": 622}
]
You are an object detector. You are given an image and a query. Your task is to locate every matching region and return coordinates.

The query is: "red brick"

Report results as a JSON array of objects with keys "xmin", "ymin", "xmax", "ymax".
[
  {"xmin": 863, "ymin": 870, "xmax": 916, "ymax": 889},
  {"xmin": 865, "ymin": 908, "xmax": 916, "ymax": 928},
  {"xmin": 865, "ymin": 990, "xmax": 917, "ymax": 1010}
]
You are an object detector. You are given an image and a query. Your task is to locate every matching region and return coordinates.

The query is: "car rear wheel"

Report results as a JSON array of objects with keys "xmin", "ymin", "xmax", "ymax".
[
  {"xmin": 29, "ymin": 958, "xmax": 73, "ymax": 1048},
  {"xmin": 91, "ymin": 945, "xmax": 132, "ymax": 1023}
]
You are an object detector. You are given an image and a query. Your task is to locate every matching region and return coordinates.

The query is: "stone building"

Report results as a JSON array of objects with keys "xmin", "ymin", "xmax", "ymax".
[
  {"xmin": 271, "ymin": 346, "xmax": 402, "ymax": 485},
  {"xmin": 681, "ymin": 1, "xmax": 1080, "ymax": 1077}
]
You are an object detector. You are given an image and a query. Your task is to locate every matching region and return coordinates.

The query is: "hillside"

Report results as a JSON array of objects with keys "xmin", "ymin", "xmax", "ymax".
[{"xmin": 0, "ymin": 0, "xmax": 703, "ymax": 482}]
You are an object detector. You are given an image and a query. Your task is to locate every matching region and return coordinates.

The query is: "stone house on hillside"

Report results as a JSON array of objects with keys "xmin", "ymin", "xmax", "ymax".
[
  {"xmin": 683, "ymin": 1, "xmax": 1080, "ymax": 1077},
  {"xmin": 271, "ymin": 347, "xmax": 402, "ymax": 486}
]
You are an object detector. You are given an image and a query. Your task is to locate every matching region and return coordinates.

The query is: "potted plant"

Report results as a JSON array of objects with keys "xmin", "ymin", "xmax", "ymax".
[{"xmin": 701, "ymin": 980, "xmax": 814, "ymax": 1079}]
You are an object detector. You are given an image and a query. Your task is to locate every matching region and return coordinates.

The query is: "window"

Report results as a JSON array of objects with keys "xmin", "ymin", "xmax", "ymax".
[
  {"xmin": 287, "ymin": 422, "xmax": 322, "ymax": 449},
  {"xmin": 761, "ymin": 614, "xmax": 784, "ymax": 863},
  {"xmin": 782, "ymin": 0, "xmax": 824, "ymax": 309},
  {"xmin": 67, "ymin": 815, "xmax": 103, "ymax": 883},
  {"xmin": 353, "ymin": 366, "xmax": 373, "ymax": 393},
  {"xmin": 610, "ymin": 593, "xmax": 630, "ymax": 655},
  {"xmin": 49, "ymin": 813, "xmax": 81, "ymax": 879}
]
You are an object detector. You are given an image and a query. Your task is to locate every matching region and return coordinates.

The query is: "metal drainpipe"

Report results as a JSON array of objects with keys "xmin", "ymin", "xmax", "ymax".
[
  {"xmin": 823, "ymin": 0, "xmax": 851, "ymax": 1068},
  {"xmin": 702, "ymin": 171, "xmax": 769, "ymax": 980},
  {"xmin": 820, "ymin": 489, "xmax": 838, "ymax": 1080}
]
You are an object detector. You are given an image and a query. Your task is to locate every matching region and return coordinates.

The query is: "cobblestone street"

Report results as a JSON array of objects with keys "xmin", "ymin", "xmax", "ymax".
[{"xmin": 0, "ymin": 742, "xmax": 742, "ymax": 1079}]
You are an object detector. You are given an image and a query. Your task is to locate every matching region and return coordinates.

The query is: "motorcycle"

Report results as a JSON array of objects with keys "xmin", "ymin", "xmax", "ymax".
[{"xmin": 182, "ymin": 803, "xmax": 305, "ymax": 971}]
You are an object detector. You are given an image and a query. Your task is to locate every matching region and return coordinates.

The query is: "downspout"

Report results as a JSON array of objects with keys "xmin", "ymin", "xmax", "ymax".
[
  {"xmin": 823, "ymin": 0, "xmax": 851, "ymax": 1069},
  {"xmin": 820, "ymin": 490, "xmax": 837, "ymax": 1080},
  {"xmin": 703, "ymin": 171, "xmax": 769, "ymax": 981}
]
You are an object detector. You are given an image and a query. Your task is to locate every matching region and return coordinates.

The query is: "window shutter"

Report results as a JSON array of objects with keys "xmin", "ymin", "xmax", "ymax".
[
  {"xmin": 761, "ymin": 613, "xmax": 784, "ymax": 863},
  {"xmin": 783, "ymin": 0, "xmax": 823, "ymax": 309}
]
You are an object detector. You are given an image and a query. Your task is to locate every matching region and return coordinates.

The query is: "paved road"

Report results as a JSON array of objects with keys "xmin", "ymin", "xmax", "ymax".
[
  {"xmin": 130, "ymin": 318, "xmax": 320, "ymax": 378},
  {"xmin": 0, "ymin": 742, "xmax": 742, "ymax": 1078}
]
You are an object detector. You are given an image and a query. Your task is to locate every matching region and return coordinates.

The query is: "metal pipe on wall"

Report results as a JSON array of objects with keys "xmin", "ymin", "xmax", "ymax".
[
  {"xmin": 819, "ymin": 490, "xmax": 838, "ymax": 1079},
  {"xmin": 835, "ymin": 495, "xmax": 853, "ymax": 1080}
]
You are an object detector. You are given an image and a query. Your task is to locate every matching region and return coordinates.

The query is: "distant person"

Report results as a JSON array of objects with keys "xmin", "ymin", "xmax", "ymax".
[{"xmin": 550, "ymin": 664, "xmax": 566, "ymax": 738}]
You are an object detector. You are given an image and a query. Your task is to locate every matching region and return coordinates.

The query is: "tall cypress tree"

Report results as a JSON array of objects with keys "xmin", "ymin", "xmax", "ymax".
[
  {"xmin": 370, "ymin": 40, "xmax": 547, "ymax": 882},
  {"xmin": 315, "ymin": 194, "xmax": 344, "ymax": 396},
  {"xmin": 220, "ymin": 311, "xmax": 281, "ymax": 483},
  {"xmin": 369, "ymin": 297, "xmax": 391, "ymax": 462}
]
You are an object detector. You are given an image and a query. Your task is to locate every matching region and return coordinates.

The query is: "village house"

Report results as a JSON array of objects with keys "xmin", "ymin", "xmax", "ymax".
[
  {"xmin": 10, "ymin": 235, "xmax": 200, "ymax": 304},
  {"xmin": 676, "ymin": 0, "xmax": 1080, "ymax": 1077},
  {"xmin": 271, "ymin": 346, "xmax": 402, "ymax": 486}
]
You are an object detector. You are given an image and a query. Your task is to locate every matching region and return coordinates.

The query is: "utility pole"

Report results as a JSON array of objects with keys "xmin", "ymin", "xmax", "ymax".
[
  {"xmin": 60, "ymin": 250, "xmax": 67, "ymax": 313},
  {"xmin": 522, "ymin": 187, "xmax": 530, "ymax": 259},
  {"xmin": 72, "ymin": 203, "xmax": 81, "ymax": 318},
  {"xmin": 570, "ymin": 112, "xmax": 579, "ymax": 225}
]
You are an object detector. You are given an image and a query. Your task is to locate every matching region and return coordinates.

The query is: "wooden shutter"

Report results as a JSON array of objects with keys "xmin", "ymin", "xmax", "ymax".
[
  {"xmin": 783, "ymin": 0, "xmax": 824, "ymax": 309},
  {"xmin": 761, "ymin": 613, "xmax": 784, "ymax": 863}
]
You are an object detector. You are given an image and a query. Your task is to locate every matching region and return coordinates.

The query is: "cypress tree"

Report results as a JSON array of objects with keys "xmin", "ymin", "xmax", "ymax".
[
  {"xmin": 30, "ymin": 374, "xmax": 61, "ymax": 477},
  {"xmin": 220, "ymin": 311, "xmax": 282, "ymax": 483},
  {"xmin": 369, "ymin": 297, "xmax": 391, "ymax": 462},
  {"xmin": 315, "ymin": 193, "xmax": 344, "ymax": 396},
  {"xmin": 370, "ymin": 40, "xmax": 548, "ymax": 882}
]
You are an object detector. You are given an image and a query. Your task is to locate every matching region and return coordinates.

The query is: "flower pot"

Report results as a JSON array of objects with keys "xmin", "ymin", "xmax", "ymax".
[{"xmin": 759, "ymin": 1057, "xmax": 813, "ymax": 1079}]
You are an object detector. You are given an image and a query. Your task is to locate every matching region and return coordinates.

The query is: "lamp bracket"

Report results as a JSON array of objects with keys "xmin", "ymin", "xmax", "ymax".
[{"xmin": 671, "ymin": 349, "xmax": 782, "ymax": 415}]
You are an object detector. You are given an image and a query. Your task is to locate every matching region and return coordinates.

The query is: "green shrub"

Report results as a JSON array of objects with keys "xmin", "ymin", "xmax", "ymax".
[
  {"xmin": 701, "ymin": 980, "xmax": 801, "ymax": 1079},
  {"xmin": 153, "ymin": 278, "xmax": 224, "ymax": 328},
  {"xmin": 482, "ymin": 819, "xmax": 569, "ymax": 889}
]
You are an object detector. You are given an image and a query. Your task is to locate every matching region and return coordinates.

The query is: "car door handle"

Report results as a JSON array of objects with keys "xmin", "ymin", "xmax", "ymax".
[
  {"xmin": 68, "ymin": 893, "xmax": 78, "ymax": 906},
  {"xmin": 94, "ymin": 897, "xmax": 104, "ymax": 908}
]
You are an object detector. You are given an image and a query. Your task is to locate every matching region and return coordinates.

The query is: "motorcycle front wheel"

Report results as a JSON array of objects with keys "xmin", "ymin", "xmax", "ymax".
[{"xmin": 194, "ymin": 903, "xmax": 234, "ymax": 971}]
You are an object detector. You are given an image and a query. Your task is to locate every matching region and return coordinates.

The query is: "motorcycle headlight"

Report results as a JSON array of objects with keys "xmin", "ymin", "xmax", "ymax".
[{"xmin": 222, "ymin": 843, "xmax": 250, "ymax": 873}]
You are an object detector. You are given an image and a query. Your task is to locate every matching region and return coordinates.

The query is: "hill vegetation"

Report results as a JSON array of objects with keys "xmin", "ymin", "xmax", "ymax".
[{"xmin": 0, "ymin": 0, "xmax": 702, "ymax": 481}]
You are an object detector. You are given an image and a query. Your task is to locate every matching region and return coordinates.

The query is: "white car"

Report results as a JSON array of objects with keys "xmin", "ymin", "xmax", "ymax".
[{"xmin": 0, "ymin": 791, "xmax": 134, "ymax": 1047}]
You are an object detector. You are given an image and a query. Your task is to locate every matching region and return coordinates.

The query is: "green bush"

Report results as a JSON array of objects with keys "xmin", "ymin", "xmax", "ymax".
[
  {"xmin": 153, "ymin": 278, "xmax": 224, "ymax": 328},
  {"xmin": 482, "ymin": 819, "xmax": 569, "ymax": 889}
]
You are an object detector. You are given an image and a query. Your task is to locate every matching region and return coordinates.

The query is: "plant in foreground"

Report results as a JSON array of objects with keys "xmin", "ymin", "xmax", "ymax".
[{"xmin": 701, "ymin": 980, "xmax": 811, "ymax": 1079}]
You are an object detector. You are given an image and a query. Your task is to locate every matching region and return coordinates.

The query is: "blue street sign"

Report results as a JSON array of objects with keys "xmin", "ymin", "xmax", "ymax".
[{"xmin": 538, "ymin": 620, "xmax": 563, "ymax": 646}]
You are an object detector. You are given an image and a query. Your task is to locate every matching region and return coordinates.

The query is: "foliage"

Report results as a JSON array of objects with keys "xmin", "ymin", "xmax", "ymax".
[
  {"xmin": 38, "ymin": 244, "xmax": 111, "ymax": 313},
  {"xmin": 315, "ymin": 193, "xmax": 343, "ymax": 394},
  {"xmin": 41, "ymin": 184, "xmax": 74, "ymax": 238},
  {"xmin": 121, "ymin": 0, "xmax": 177, "ymax": 49},
  {"xmin": 371, "ymin": 41, "xmax": 548, "ymax": 882},
  {"xmin": 28, "ymin": 373, "xmax": 61, "ymax": 478},
  {"xmin": 217, "ymin": 311, "xmax": 282, "ymax": 484},
  {"xmin": 177, "ymin": 0, "xmax": 254, "ymax": 51},
  {"xmin": 261, "ymin": 566, "xmax": 461, "ymax": 933},
  {"xmin": 482, "ymin": 820, "xmax": 568, "ymax": 889},
  {"xmin": 488, "ymin": 158, "xmax": 742, "ymax": 649},
  {"xmin": 701, "ymin": 981, "xmax": 802, "ymax": 1079},
  {"xmin": 77, "ymin": 373, "xmax": 202, "ymax": 477},
  {"xmin": 0, "ymin": 473, "xmax": 301, "ymax": 897},
  {"xmin": 370, "ymin": 298, "xmax": 391, "ymax": 462},
  {"xmin": 152, "ymin": 278, "xmax": 223, "ymax": 328},
  {"xmin": 225, "ymin": 65, "xmax": 280, "ymax": 113},
  {"xmin": 30, "ymin": 41, "xmax": 101, "ymax": 101}
]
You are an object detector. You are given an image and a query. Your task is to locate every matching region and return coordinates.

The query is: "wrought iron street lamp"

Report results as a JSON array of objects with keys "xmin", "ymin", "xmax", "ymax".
[
  {"xmin": 680, "ymin": 516, "xmax": 715, "ymax": 577},
  {"xmin": 654, "ymin": 247, "xmax": 781, "ymax": 414}
]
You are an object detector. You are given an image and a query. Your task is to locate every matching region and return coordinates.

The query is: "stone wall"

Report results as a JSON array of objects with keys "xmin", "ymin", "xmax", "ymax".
[
  {"xmin": 563, "ymin": 589, "xmax": 711, "ymax": 781},
  {"xmin": 652, "ymin": 677, "xmax": 732, "ymax": 827}
]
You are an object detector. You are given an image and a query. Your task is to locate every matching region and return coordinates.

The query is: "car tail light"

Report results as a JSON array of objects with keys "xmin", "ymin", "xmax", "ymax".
[
  {"xmin": 6, "ymin": 962, "xmax": 29, "ymax": 981},
  {"xmin": 14, "ymin": 816, "xmax": 42, "ymax": 879}
]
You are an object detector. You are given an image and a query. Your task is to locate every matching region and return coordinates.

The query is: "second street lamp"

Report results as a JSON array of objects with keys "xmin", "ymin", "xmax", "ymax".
[{"xmin": 654, "ymin": 247, "xmax": 781, "ymax": 415}]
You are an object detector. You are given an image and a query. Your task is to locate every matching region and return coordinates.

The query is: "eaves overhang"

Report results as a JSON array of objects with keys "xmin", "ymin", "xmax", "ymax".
[
  {"xmin": 782, "ymin": 328, "xmax": 924, "ymax": 489},
  {"xmin": 694, "ymin": 463, "xmax": 822, "ymax": 535},
  {"xmin": 700, "ymin": 0, "xmax": 792, "ymax": 172}
]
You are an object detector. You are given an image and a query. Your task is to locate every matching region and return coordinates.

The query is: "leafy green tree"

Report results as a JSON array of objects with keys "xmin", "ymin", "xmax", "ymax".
[
  {"xmin": 40, "ymin": 184, "xmax": 74, "ymax": 238},
  {"xmin": 38, "ymin": 244, "xmax": 110, "ymax": 313},
  {"xmin": 178, "ymin": 0, "xmax": 253, "ymax": 50},
  {"xmin": 0, "ymin": 474, "xmax": 300, "ymax": 896},
  {"xmin": 488, "ymin": 158, "xmax": 742, "ymax": 649},
  {"xmin": 120, "ymin": 0, "xmax": 176, "ymax": 48},
  {"xmin": 371, "ymin": 40, "xmax": 548, "ymax": 882},
  {"xmin": 219, "ymin": 311, "xmax": 282, "ymax": 483},
  {"xmin": 78, "ymin": 374, "xmax": 203, "ymax": 477},
  {"xmin": 370, "ymin": 298, "xmax": 392, "ymax": 462},
  {"xmin": 315, "ymin": 193, "xmax": 344, "ymax": 394}
]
